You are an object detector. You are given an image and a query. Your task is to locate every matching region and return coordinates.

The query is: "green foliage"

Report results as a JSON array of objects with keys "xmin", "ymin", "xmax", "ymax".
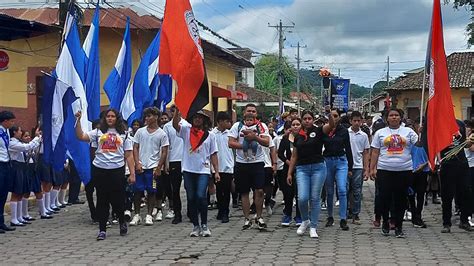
[
  {"xmin": 448, "ymin": 0, "xmax": 474, "ymax": 46},
  {"xmin": 254, "ymin": 54, "xmax": 296, "ymax": 96}
]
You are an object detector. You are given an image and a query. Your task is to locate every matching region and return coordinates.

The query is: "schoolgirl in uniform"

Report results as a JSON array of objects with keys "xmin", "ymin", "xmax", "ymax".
[{"xmin": 8, "ymin": 126, "xmax": 41, "ymax": 226}]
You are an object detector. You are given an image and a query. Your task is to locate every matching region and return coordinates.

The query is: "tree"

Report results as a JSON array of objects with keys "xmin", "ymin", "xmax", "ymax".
[
  {"xmin": 448, "ymin": 0, "xmax": 474, "ymax": 46},
  {"xmin": 254, "ymin": 54, "xmax": 296, "ymax": 96}
]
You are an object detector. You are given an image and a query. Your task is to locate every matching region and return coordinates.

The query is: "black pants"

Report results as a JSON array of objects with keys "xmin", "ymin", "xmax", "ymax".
[
  {"xmin": 440, "ymin": 162, "xmax": 471, "ymax": 226},
  {"xmin": 377, "ymin": 170, "xmax": 410, "ymax": 229},
  {"xmin": 67, "ymin": 160, "xmax": 81, "ymax": 203},
  {"xmin": 470, "ymin": 167, "xmax": 474, "ymax": 216},
  {"xmin": 216, "ymin": 173, "xmax": 233, "ymax": 212},
  {"xmin": 408, "ymin": 171, "xmax": 428, "ymax": 223},
  {"xmin": 162, "ymin": 162, "xmax": 182, "ymax": 217},
  {"xmin": 93, "ymin": 166, "xmax": 126, "ymax": 231},
  {"xmin": 85, "ymin": 174, "xmax": 96, "ymax": 220},
  {"xmin": 278, "ymin": 168, "xmax": 300, "ymax": 218}
]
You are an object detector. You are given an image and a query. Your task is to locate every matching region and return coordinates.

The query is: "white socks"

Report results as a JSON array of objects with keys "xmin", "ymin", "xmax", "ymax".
[
  {"xmin": 22, "ymin": 198, "xmax": 30, "ymax": 218},
  {"xmin": 10, "ymin": 201, "xmax": 18, "ymax": 224},
  {"xmin": 17, "ymin": 200, "xmax": 25, "ymax": 223},
  {"xmin": 50, "ymin": 189, "xmax": 59, "ymax": 208},
  {"xmin": 210, "ymin": 194, "xmax": 217, "ymax": 204},
  {"xmin": 37, "ymin": 198, "xmax": 46, "ymax": 216},
  {"xmin": 44, "ymin": 192, "xmax": 53, "ymax": 212},
  {"xmin": 59, "ymin": 189, "xmax": 67, "ymax": 205}
]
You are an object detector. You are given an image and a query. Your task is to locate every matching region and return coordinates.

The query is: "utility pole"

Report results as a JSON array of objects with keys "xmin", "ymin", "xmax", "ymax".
[
  {"xmin": 386, "ymin": 56, "xmax": 390, "ymax": 89},
  {"xmin": 291, "ymin": 42, "xmax": 306, "ymax": 115},
  {"xmin": 269, "ymin": 20, "xmax": 294, "ymax": 114}
]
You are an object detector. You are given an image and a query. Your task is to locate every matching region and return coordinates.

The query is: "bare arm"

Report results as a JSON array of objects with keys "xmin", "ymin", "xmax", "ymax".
[
  {"xmin": 158, "ymin": 146, "xmax": 168, "ymax": 170},
  {"xmin": 369, "ymin": 148, "xmax": 380, "ymax": 180},
  {"xmin": 229, "ymin": 136, "xmax": 243, "ymax": 150},
  {"xmin": 270, "ymin": 146, "xmax": 277, "ymax": 173},
  {"xmin": 287, "ymin": 147, "xmax": 298, "ymax": 185},
  {"xmin": 74, "ymin": 111, "xmax": 90, "ymax": 142},
  {"xmin": 125, "ymin": 150, "xmax": 135, "ymax": 184},
  {"xmin": 172, "ymin": 109, "xmax": 181, "ymax": 133},
  {"xmin": 362, "ymin": 149, "xmax": 370, "ymax": 180},
  {"xmin": 133, "ymin": 143, "xmax": 142, "ymax": 173},
  {"xmin": 210, "ymin": 152, "xmax": 220, "ymax": 182},
  {"xmin": 322, "ymin": 111, "xmax": 336, "ymax": 135}
]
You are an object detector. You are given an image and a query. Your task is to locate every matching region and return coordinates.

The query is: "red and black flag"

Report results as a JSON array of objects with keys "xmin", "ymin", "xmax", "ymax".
[
  {"xmin": 159, "ymin": 0, "xmax": 209, "ymax": 119},
  {"xmin": 422, "ymin": 0, "xmax": 459, "ymax": 170}
]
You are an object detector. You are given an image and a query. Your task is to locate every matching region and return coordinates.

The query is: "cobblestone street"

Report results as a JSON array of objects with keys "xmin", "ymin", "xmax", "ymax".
[{"xmin": 1, "ymin": 182, "xmax": 473, "ymax": 265}]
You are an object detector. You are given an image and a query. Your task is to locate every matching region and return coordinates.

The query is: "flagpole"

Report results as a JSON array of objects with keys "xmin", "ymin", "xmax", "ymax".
[{"xmin": 419, "ymin": 67, "xmax": 427, "ymax": 129}]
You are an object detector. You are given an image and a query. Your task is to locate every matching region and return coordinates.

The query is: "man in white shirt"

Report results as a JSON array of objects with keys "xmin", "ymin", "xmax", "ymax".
[
  {"xmin": 132, "ymin": 107, "xmax": 169, "ymax": 226},
  {"xmin": 348, "ymin": 111, "xmax": 370, "ymax": 225},
  {"xmin": 162, "ymin": 105, "xmax": 185, "ymax": 224},
  {"xmin": 212, "ymin": 112, "xmax": 234, "ymax": 223},
  {"xmin": 0, "ymin": 111, "xmax": 16, "ymax": 233},
  {"xmin": 229, "ymin": 104, "xmax": 271, "ymax": 230}
]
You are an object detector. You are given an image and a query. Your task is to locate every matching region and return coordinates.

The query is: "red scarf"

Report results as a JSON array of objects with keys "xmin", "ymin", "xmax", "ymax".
[
  {"xmin": 328, "ymin": 128, "xmax": 336, "ymax": 138},
  {"xmin": 298, "ymin": 129, "xmax": 308, "ymax": 141},
  {"xmin": 190, "ymin": 127, "xmax": 205, "ymax": 152}
]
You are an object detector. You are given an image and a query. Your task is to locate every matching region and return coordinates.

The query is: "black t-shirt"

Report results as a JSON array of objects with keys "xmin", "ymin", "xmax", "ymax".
[
  {"xmin": 294, "ymin": 126, "xmax": 324, "ymax": 166},
  {"xmin": 440, "ymin": 119, "xmax": 468, "ymax": 165}
]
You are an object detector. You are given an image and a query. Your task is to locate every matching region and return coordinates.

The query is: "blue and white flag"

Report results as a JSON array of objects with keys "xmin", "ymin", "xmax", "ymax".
[
  {"xmin": 104, "ymin": 17, "xmax": 132, "ymax": 112},
  {"xmin": 330, "ymin": 78, "xmax": 350, "ymax": 112},
  {"xmin": 276, "ymin": 101, "xmax": 285, "ymax": 134},
  {"xmin": 44, "ymin": 8, "xmax": 91, "ymax": 184},
  {"xmin": 155, "ymin": 74, "xmax": 172, "ymax": 112},
  {"xmin": 83, "ymin": 5, "xmax": 100, "ymax": 121}
]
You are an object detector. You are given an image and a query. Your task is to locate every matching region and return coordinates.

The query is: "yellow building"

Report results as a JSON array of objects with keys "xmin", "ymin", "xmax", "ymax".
[
  {"xmin": 0, "ymin": 7, "xmax": 252, "ymax": 130},
  {"xmin": 387, "ymin": 52, "xmax": 473, "ymax": 120}
]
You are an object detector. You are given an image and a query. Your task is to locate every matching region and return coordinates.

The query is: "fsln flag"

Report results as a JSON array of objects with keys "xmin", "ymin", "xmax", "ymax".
[
  {"xmin": 422, "ymin": 0, "xmax": 459, "ymax": 170},
  {"xmin": 50, "ymin": 7, "xmax": 91, "ymax": 184},
  {"xmin": 104, "ymin": 17, "xmax": 132, "ymax": 112},
  {"xmin": 42, "ymin": 75, "xmax": 78, "ymax": 172},
  {"xmin": 83, "ymin": 5, "xmax": 101, "ymax": 121},
  {"xmin": 159, "ymin": 0, "xmax": 209, "ymax": 119}
]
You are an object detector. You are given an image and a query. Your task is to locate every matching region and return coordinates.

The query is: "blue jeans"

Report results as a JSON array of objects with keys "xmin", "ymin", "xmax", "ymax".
[
  {"xmin": 348, "ymin": 169, "xmax": 363, "ymax": 216},
  {"xmin": 183, "ymin": 171, "xmax": 209, "ymax": 226},
  {"xmin": 325, "ymin": 156, "xmax": 349, "ymax": 220},
  {"xmin": 296, "ymin": 162, "xmax": 327, "ymax": 229},
  {"xmin": 0, "ymin": 162, "xmax": 11, "ymax": 226}
]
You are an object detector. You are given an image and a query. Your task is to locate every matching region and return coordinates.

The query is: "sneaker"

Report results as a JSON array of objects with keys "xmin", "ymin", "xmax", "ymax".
[
  {"xmin": 155, "ymin": 210, "xmax": 163, "ymax": 221},
  {"xmin": 381, "ymin": 222, "xmax": 390, "ymax": 236},
  {"xmin": 130, "ymin": 214, "xmax": 141, "ymax": 226},
  {"xmin": 469, "ymin": 217, "xmax": 474, "ymax": 227},
  {"xmin": 165, "ymin": 210, "xmax": 175, "ymax": 219},
  {"xmin": 111, "ymin": 219, "xmax": 119, "ymax": 225},
  {"xmin": 124, "ymin": 210, "xmax": 132, "ymax": 222},
  {"xmin": 373, "ymin": 218, "xmax": 381, "ymax": 228},
  {"xmin": 256, "ymin": 217, "xmax": 267, "ymax": 229},
  {"xmin": 406, "ymin": 211, "xmax": 412, "ymax": 221},
  {"xmin": 395, "ymin": 228, "xmax": 405, "ymax": 238},
  {"xmin": 459, "ymin": 222, "xmax": 472, "ymax": 232},
  {"xmin": 243, "ymin": 218, "xmax": 252, "ymax": 230},
  {"xmin": 441, "ymin": 225, "xmax": 451, "ymax": 233},
  {"xmin": 352, "ymin": 215, "xmax": 361, "ymax": 225},
  {"xmin": 325, "ymin": 217, "xmax": 334, "ymax": 227},
  {"xmin": 96, "ymin": 231, "xmax": 106, "ymax": 241},
  {"xmin": 119, "ymin": 223, "xmax": 128, "ymax": 236},
  {"xmin": 106, "ymin": 221, "xmax": 112, "ymax": 228},
  {"xmin": 309, "ymin": 228, "xmax": 319, "ymax": 238},
  {"xmin": 281, "ymin": 215, "xmax": 291, "ymax": 226},
  {"xmin": 201, "ymin": 224, "xmax": 211, "ymax": 237},
  {"xmin": 294, "ymin": 217, "xmax": 302, "ymax": 226},
  {"xmin": 296, "ymin": 220, "xmax": 310, "ymax": 235},
  {"xmin": 216, "ymin": 210, "xmax": 223, "ymax": 220},
  {"xmin": 321, "ymin": 202, "xmax": 327, "ymax": 210},
  {"xmin": 145, "ymin": 214, "xmax": 154, "ymax": 226},
  {"xmin": 172, "ymin": 215, "xmax": 182, "ymax": 224},
  {"xmin": 190, "ymin": 225, "xmax": 200, "ymax": 237},
  {"xmin": 389, "ymin": 220, "xmax": 396, "ymax": 230},
  {"xmin": 335, "ymin": 200, "xmax": 340, "ymax": 207},
  {"xmin": 412, "ymin": 219, "xmax": 427, "ymax": 228},
  {"xmin": 266, "ymin": 204, "xmax": 273, "ymax": 216},
  {"xmin": 340, "ymin": 219, "xmax": 349, "ymax": 231},
  {"xmin": 222, "ymin": 211, "xmax": 230, "ymax": 223},
  {"xmin": 152, "ymin": 208, "xmax": 158, "ymax": 217}
]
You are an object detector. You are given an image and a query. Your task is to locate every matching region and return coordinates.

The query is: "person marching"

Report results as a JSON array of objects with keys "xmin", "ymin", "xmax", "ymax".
[
  {"xmin": 369, "ymin": 108, "xmax": 418, "ymax": 238},
  {"xmin": 287, "ymin": 109, "xmax": 335, "ymax": 238},
  {"xmin": 0, "ymin": 111, "xmax": 16, "ymax": 233},
  {"xmin": 75, "ymin": 109, "xmax": 135, "ymax": 240},
  {"xmin": 172, "ymin": 108, "xmax": 219, "ymax": 237},
  {"xmin": 131, "ymin": 107, "xmax": 169, "ymax": 226}
]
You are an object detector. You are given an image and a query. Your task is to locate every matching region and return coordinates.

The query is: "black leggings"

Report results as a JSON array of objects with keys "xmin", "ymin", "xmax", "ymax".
[
  {"xmin": 278, "ymin": 168, "xmax": 300, "ymax": 218},
  {"xmin": 216, "ymin": 173, "xmax": 233, "ymax": 212},
  {"xmin": 440, "ymin": 162, "xmax": 471, "ymax": 226},
  {"xmin": 377, "ymin": 170, "xmax": 410, "ymax": 229},
  {"xmin": 162, "ymin": 162, "xmax": 183, "ymax": 217},
  {"xmin": 408, "ymin": 172, "xmax": 427, "ymax": 223},
  {"xmin": 93, "ymin": 166, "xmax": 126, "ymax": 232}
]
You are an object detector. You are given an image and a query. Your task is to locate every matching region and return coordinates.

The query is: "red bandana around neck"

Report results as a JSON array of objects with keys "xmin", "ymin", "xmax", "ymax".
[
  {"xmin": 298, "ymin": 129, "xmax": 308, "ymax": 141},
  {"xmin": 190, "ymin": 127, "xmax": 205, "ymax": 152}
]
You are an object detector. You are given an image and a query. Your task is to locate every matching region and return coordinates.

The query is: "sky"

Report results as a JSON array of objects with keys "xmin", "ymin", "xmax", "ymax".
[{"xmin": 0, "ymin": 0, "xmax": 472, "ymax": 87}]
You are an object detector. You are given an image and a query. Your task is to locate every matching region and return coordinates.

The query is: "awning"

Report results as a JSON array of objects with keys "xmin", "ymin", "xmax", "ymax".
[
  {"xmin": 212, "ymin": 85, "xmax": 248, "ymax": 101},
  {"xmin": 236, "ymin": 91, "xmax": 247, "ymax": 101}
]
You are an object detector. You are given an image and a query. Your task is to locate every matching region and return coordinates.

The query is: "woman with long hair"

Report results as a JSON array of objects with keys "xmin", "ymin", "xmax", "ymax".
[
  {"xmin": 369, "ymin": 108, "xmax": 418, "ymax": 238},
  {"xmin": 75, "ymin": 109, "xmax": 135, "ymax": 240},
  {"xmin": 287, "ymin": 109, "xmax": 335, "ymax": 238}
]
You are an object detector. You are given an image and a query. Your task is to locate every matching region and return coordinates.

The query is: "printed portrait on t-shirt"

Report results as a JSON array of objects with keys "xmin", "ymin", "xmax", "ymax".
[
  {"xmin": 383, "ymin": 134, "xmax": 407, "ymax": 154},
  {"xmin": 99, "ymin": 133, "xmax": 123, "ymax": 152}
]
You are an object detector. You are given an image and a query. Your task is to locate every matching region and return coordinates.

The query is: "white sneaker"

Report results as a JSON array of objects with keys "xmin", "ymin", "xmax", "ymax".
[
  {"xmin": 266, "ymin": 204, "xmax": 273, "ymax": 216},
  {"xmin": 165, "ymin": 210, "xmax": 175, "ymax": 219},
  {"xmin": 335, "ymin": 200, "xmax": 340, "ymax": 207},
  {"xmin": 145, "ymin": 214, "xmax": 154, "ymax": 225},
  {"xmin": 124, "ymin": 210, "xmax": 132, "ymax": 221},
  {"xmin": 296, "ymin": 220, "xmax": 310, "ymax": 235},
  {"xmin": 152, "ymin": 208, "xmax": 158, "ymax": 217},
  {"xmin": 468, "ymin": 217, "xmax": 474, "ymax": 227},
  {"xmin": 130, "ymin": 214, "xmax": 141, "ymax": 226},
  {"xmin": 407, "ymin": 211, "xmax": 412, "ymax": 221},
  {"xmin": 155, "ymin": 210, "xmax": 163, "ymax": 221},
  {"xmin": 201, "ymin": 224, "xmax": 211, "ymax": 237},
  {"xmin": 190, "ymin": 225, "xmax": 200, "ymax": 237},
  {"xmin": 309, "ymin": 228, "xmax": 319, "ymax": 238}
]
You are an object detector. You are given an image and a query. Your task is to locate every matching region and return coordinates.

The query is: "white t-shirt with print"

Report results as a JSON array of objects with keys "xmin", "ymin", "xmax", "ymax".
[
  {"xmin": 87, "ymin": 128, "xmax": 133, "ymax": 169},
  {"xmin": 163, "ymin": 120, "xmax": 184, "ymax": 163},
  {"xmin": 263, "ymin": 136, "xmax": 275, "ymax": 168},
  {"xmin": 212, "ymin": 127, "xmax": 234, "ymax": 174},
  {"xmin": 273, "ymin": 135, "xmax": 284, "ymax": 170},
  {"xmin": 229, "ymin": 121, "xmax": 270, "ymax": 164},
  {"xmin": 133, "ymin": 126, "xmax": 170, "ymax": 170},
  {"xmin": 371, "ymin": 126, "xmax": 418, "ymax": 171},
  {"xmin": 178, "ymin": 121, "xmax": 218, "ymax": 175},
  {"xmin": 349, "ymin": 127, "xmax": 370, "ymax": 169}
]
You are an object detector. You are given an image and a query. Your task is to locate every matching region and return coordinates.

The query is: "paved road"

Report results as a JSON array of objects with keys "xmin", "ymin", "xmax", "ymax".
[{"xmin": 1, "ymin": 182, "xmax": 473, "ymax": 265}]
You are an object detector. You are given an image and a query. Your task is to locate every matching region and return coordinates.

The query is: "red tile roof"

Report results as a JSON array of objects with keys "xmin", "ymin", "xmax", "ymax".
[{"xmin": 0, "ymin": 7, "xmax": 161, "ymax": 29}]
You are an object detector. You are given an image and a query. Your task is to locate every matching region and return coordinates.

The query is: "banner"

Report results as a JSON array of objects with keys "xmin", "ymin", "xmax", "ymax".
[{"xmin": 330, "ymin": 78, "xmax": 350, "ymax": 112}]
